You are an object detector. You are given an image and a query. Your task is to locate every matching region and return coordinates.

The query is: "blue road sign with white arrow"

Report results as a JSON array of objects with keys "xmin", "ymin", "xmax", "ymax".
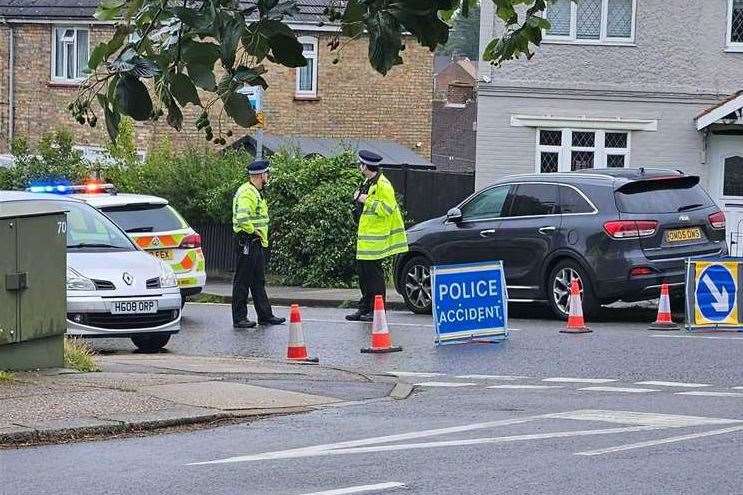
[{"xmin": 694, "ymin": 263, "xmax": 738, "ymax": 324}]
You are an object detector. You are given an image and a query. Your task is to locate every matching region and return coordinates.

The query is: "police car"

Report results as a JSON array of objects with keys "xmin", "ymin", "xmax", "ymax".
[
  {"xmin": 68, "ymin": 185, "xmax": 207, "ymax": 305},
  {"xmin": 14, "ymin": 187, "xmax": 181, "ymax": 352}
]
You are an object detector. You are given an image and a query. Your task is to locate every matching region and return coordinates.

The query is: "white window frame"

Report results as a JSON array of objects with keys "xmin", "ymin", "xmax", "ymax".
[
  {"xmin": 295, "ymin": 36, "xmax": 318, "ymax": 98},
  {"xmin": 51, "ymin": 25, "xmax": 90, "ymax": 83},
  {"xmin": 727, "ymin": 0, "xmax": 743, "ymax": 52},
  {"xmin": 543, "ymin": 0, "xmax": 636, "ymax": 45},
  {"xmin": 535, "ymin": 129, "xmax": 631, "ymax": 173}
]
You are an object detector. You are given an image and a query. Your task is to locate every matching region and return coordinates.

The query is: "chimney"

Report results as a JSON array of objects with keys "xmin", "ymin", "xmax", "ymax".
[{"xmin": 446, "ymin": 81, "xmax": 475, "ymax": 107}]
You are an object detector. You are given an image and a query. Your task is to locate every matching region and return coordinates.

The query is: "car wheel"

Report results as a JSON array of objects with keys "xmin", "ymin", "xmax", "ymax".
[
  {"xmin": 547, "ymin": 260, "xmax": 599, "ymax": 320},
  {"xmin": 131, "ymin": 333, "xmax": 171, "ymax": 353},
  {"xmin": 401, "ymin": 256, "xmax": 433, "ymax": 314}
]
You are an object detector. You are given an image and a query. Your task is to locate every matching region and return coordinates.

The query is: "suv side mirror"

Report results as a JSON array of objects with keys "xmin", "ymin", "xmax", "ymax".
[{"xmin": 446, "ymin": 207, "xmax": 463, "ymax": 223}]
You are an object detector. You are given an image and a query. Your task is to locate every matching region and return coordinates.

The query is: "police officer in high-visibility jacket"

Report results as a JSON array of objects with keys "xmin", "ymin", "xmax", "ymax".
[
  {"xmin": 232, "ymin": 159, "xmax": 286, "ymax": 328},
  {"xmin": 346, "ymin": 150, "xmax": 409, "ymax": 322}
]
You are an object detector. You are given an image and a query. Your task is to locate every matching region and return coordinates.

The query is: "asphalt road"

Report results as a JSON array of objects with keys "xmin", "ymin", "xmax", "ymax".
[{"xmin": 7, "ymin": 303, "xmax": 743, "ymax": 494}]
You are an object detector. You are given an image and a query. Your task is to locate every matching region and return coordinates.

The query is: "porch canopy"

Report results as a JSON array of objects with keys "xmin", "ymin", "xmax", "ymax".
[{"xmin": 696, "ymin": 91, "xmax": 743, "ymax": 130}]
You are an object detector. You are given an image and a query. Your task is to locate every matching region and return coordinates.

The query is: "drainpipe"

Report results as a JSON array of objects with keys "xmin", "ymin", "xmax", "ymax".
[{"xmin": 6, "ymin": 20, "xmax": 14, "ymax": 148}]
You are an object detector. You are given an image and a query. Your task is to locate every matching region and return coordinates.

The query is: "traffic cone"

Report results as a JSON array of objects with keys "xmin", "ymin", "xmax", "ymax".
[
  {"xmin": 559, "ymin": 279, "xmax": 592, "ymax": 334},
  {"xmin": 361, "ymin": 295, "xmax": 403, "ymax": 353},
  {"xmin": 648, "ymin": 282, "xmax": 679, "ymax": 331},
  {"xmin": 286, "ymin": 305, "xmax": 319, "ymax": 363}
]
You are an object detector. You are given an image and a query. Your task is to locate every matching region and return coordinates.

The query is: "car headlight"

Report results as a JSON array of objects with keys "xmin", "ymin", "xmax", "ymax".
[
  {"xmin": 158, "ymin": 260, "xmax": 178, "ymax": 288},
  {"xmin": 67, "ymin": 267, "xmax": 96, "ymax": 291}
]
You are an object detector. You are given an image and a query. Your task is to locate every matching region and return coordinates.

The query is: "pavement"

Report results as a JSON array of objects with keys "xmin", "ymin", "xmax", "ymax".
[
  {"xmin": 0, "ymin": 353, "xmax": 399, "ymax": 447},
  {"xmin": 199, "ymin": 280, "xmax": 407, "ymax": 310}
]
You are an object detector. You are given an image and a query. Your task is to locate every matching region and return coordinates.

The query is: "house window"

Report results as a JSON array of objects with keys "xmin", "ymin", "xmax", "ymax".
[
  {"xmin": 545, "ymin": 0, "xmax": 635, "ymax": 43},
  {"xmin": 296, "ymin": 36, "xmax": 318, "ymax": 98},
  {"xmin": 728, "ymin": 0, "xmax": 743, "ymax": 48},
  {"xmin": 52, "ymin": 26, "xmax": 89, "ymax": 82},
  {"xmin": 536, "ymin": 129, "xmax": 630, "ymax": 173}
]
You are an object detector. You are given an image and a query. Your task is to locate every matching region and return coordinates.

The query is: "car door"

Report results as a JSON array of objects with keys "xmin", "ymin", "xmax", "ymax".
[
  {"xmin": 495, "ymin": 183, "xmax": 561, "ymax": 300},
  {"xmin": 431, "ymin": 184, "xmax": 513, "ymax": 264}
]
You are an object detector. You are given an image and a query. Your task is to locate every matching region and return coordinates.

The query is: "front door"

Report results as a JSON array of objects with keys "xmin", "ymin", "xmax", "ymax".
[{"xmin": 710, "ymin": 134, "xmax": 743, "ymax": 255}]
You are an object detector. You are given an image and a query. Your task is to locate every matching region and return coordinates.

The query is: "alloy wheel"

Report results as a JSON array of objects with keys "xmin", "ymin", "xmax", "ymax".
[
  {"xmin": 405, "ymin": 264, "xmax": 432, "ymax": 310},
  {"xmin": 552, "ymin": 267, "xmax": 583, "ymax": 316}
]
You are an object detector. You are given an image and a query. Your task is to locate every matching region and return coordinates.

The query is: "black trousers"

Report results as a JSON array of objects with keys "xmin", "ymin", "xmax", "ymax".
[
  {"xmin": 232, "ymin": 243, "xmax": 273, "ymax": 323},
  {"xmin": 357, "ymin": 259, "xmax": 386, "ymax": 314}
]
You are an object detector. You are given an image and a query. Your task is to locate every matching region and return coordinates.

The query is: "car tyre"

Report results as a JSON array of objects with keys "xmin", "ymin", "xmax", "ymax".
[
  {"xmin": 401, "ymin": 256, "xmax": 433, "ymax": 314},
  {"xmin": 131, "ymin": 333, "xmax": 171, "ymax": 353},
  {"xmin": 547, "ymin": 260, "xmax": 600, "ymax": 320}
]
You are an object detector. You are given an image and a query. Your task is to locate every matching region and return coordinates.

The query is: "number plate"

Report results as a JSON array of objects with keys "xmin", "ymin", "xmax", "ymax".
[
  {"xmin": 665, "ymin": 227, "xmax": 702, "ymax": 243},
  {"xmin": 110, "ymin": 300, "xmax": 158, "ymax": 315},
  {"xmin": 150, "ymin": 249, "xmax": 173, "ymax": 261}
]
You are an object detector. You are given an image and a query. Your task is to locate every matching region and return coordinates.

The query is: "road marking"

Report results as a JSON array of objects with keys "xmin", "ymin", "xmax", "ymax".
[
  {"xmin": 456, "ymin": 374, "xmax": 530, "ymax": 380},
  {"xmin": 579, "ymin": 386, "xmax": 658, "ymax": 393},
  {"xmin": 305, "ymin": 318, "xmax": 433, "ymax": 328},
  {"xmin": 733, "ymin": 387, "xmax": 743, "ymax": 390},
  {"xmin": 650, "ymin": 334, "xmax": 743, "ymax": 341},
  {"xmin": 542, "ymin": 377, "xmax": 617, "ymax": 384},
  {"xmin": 297, "ymin": 482, "xmax": 406, "ymax": 495},
  {"xmin": 545, "ymin": 410, "xmax": 740, "ymax": 427},
  {"xmin": 575, "ymin": 425, "xmax": 743, "ymax": 456},
  {"xmin": 636, "ymin": 381, "xmax": 711, "ymax": 388},
  {"xmin": 676, "ymin": 391, "xmax": 743, "ymax": 398},
  {"xmin": 414, "ymin": 381, "xmax": 477, "ymax": 388},
  {"xmin": 486, "ymin": 385, "xmax": 563, "ymax": 390},
  {"xmin": 386, "ymin": 371, "xmax": 445, "ymax": 378}
]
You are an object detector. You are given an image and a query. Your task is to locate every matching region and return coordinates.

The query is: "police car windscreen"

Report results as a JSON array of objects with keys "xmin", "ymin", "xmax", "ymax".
[{"xmin": 102, "ymin": 204, "xmax": 184, "ymax": 233}]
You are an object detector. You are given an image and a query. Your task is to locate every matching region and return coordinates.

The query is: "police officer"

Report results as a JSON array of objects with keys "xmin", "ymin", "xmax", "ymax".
[
  {"xmin": 346, "ymin": 150, "xmax": 409, "ymax": 322},
  {"xmin": 232, "ymin": 159, "xmax": 286, "ymax": 328}
]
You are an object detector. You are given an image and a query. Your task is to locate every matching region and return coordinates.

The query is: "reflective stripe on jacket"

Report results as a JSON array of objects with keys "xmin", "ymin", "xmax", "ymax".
[
  {"xmin": 232, "ymin": 182, "xmax": 269, "ymax": 247},
  {"xmin": 356, "ymin": 173, "xmax": 408, "ymax": 260}
]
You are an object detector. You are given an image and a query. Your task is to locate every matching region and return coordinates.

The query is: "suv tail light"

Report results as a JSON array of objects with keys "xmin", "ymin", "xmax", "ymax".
[
  {"xmin": 603, "ymin": 220, "xmax": 659, "ymax": 239},
  {"xmin": 708, "ymin": 211, "xmax": 726, "ymax": 230},
  {"xmin": 180, "ymin": 233, "xmax": 201, "ymax": 248},
  {"xmin": 630, "ymin": 266, "xmax": 656, "ymax": 277}
]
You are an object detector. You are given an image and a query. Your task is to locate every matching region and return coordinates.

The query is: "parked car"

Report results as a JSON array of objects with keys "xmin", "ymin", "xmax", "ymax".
[
  {"xmin": 394, "ymin": 169, "xmax": 728, "ymax": 319},
  {"xmin": 71, "ymin": 187, "xmax": 206, "ymax": 305},
  {"xmin": 8, "ymin": 190, "xmax": 182, "ymax": 351}
]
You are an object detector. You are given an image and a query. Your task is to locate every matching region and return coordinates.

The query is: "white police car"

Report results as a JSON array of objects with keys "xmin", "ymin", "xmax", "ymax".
[{"xmin": 8, "ymin": 189, "xmax": 181, "ymax": 352}]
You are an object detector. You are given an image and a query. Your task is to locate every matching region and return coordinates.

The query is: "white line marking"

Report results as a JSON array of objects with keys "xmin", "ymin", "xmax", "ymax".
[
  {"xmin": 297, "ymin": 482, "xmax": 406, "ymax": 495},
  {"xmin": 676, "ymin": 391, "xmax": 743, "ymax": 398},
  {"xmin": 733, "ymin": 387, "xmax": 743, "ymax": 390},
  {"xmin": 414, "ymin": 381, "xmax": 477, "ymax": 388},
  {"xmin": 575, "ymin": 425, "xmax": 743, "ymax": 456},
  {"xmin": 542, "ymin": 377, "xmax": 617, "ymax": 384},
  {"xmin": 635, "ymin": 381, "xmax": 711, "ymax": 388},
  {"xmin": 305, "ymin": 318, "xmax": 433, "ymax": 328},
  {"xmin": 545, "ymin": 410, "xmax": 740, "ymax": 427},
  {"xmin": 579, "ymin": 386, "xmax": 658, "ymax": 394},
  {"xmin": 456, "ymin": 374, "xmax": 530, "ymax": 380},
  {"xmin": 486, "ymin": 385, "xmax": 563, "ymax": 390},
  {"xmin": 386, "ymin": 371, "xmax": 445, "ymax": 378},
  {"xmin": 650, "ymin": 334, "xmax": 743, "ymax": 341}
]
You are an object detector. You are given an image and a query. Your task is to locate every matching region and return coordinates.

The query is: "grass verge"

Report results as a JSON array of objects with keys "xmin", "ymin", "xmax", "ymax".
[
  {"xmin": 64, "ymin": 338, "xmax": 101, "ymax": 373},
  {"xmin": 0, "ymin": 371, "xmax": 15, "ymax": 383}
]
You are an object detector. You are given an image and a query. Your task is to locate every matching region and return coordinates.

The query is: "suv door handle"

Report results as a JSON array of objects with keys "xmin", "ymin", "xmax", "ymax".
[
  {"xmin": 479, "ymin": 229, "xmax": 497, "ymax": 238},
  {"xmin": 538, "ymin": 226, "xmax": 556, "ymax": 235}
]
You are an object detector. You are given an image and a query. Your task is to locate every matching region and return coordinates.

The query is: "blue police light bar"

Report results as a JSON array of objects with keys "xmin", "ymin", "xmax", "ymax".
[{"xmin": 25, "ymin": 182, "xmax": 117, "ymax": 195}]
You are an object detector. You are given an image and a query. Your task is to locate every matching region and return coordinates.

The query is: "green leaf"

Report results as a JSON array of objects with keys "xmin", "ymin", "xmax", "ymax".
[
  {"xmin": 233, "ymin": 66, "xmax": 268, "ymax": 89},
  {"xmin": 166, "ymin": 99, "xmax": 184, "ymax": 131},
  {"xmin": 132, "ymin": 57, "xmax": 161, "ymax": 78},
  {"xmin": 97, "ymin": 94, "xmax": 121, "ymax": 142},
  {"xmin": 116, "ymin": 75, "xmax": 153, "ymax": 121},
  {"xmin": 216, "ymin": 13, "xmax": 243, "ymax": 69},
  {"xmin": 94, "ymin": 0, "xmax": 125, "ymax": 21},
  {"xmin": 222, "ymin": 90, "xmax": 258, "ymax": 128},
  {"xmin": 170, "ymin": 72, "xmax": 202, "ymax": 107},
  {"xmin": 267, "ymin": 33, "xmax": 306, "ymax": 68},
  {"xmin": 181, "ymin": 41, "xmax": 220, "ymax": 66},
  {"xmin": 88, "ymin": 43, "xmax": 109, "ymax": 71},
  {"xmin": 244, "ymin": 20, "xmax": 306, "ymax": 68},
  {"xmin": 341, "ymin": 0, "xmax": 366, "ymax": 38},
  {"xmin": 186, "ymin": 63, "xmax": 217, "ymax": 91},
  {"xmin": 367, "ymin": 12, "xmax": 404, "ymax": 75}
]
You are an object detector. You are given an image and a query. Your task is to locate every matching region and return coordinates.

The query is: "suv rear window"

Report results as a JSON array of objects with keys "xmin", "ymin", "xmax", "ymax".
[
  {"xmin": 102, "ymin": 204, "xmax": 185, "ymax": 233},
  {"xmin": 614, "ymin": 176, "xmax": 715, "ymax": 214}
]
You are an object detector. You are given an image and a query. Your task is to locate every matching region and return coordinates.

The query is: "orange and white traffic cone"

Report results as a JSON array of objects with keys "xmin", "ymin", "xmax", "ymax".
[
  {"xmin": 559, "ymin": 279, "xmax": 592, "ymax": 334},
  {"xmin": 361, "ymin": 295, "xmax": 403, "ymax": 353},
  {"xmin": 287, "ymin": 305, "xmax": 319, "ymax": 363},
  {"xmin": 648, "ymin": 282, "xmax": 679, "ymax": 331}
]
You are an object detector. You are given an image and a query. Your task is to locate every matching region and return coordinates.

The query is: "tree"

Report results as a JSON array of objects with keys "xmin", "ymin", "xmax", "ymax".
[
  {"xmin": 72, "ymin": 0, "xmax": 561, "ymax": 142},
  {"xmin": 438, "ymin": 3, "xmax": 480, "ymax": 60}
]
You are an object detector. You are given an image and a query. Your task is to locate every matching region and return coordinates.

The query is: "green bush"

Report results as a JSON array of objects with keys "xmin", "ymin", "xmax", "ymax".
[{"xmin": 267, "ymin": 152, "xmax": 361, "ymax": 288}]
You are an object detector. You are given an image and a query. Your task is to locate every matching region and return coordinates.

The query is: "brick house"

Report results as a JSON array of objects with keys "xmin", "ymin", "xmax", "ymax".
[{"xmin": 0, "ymin": 1, "xmax": 433, "ymax": 159}]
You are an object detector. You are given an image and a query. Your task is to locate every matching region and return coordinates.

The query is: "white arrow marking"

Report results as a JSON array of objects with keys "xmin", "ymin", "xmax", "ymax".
[{"xmin": 702, "ymin": 274, "xmax": 731, "ymax": 312}]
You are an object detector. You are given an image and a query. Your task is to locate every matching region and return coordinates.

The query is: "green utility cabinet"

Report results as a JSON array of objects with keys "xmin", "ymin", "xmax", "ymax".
[{"xmin": 0, "ymin": 202, "xmax": 67, "ymax": 370}]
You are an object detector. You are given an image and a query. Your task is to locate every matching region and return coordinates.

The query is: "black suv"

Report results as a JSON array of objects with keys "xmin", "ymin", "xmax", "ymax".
[{"xmin": 394, "ymin": 169, "xmax": 727, "ymax": 319}]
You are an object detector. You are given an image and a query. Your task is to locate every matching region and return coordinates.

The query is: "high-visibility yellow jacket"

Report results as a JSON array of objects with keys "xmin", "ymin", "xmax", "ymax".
[
  {"xmin": 232, "ymin": 182, "xmax": 269, "ymax": 247},
  {"xmin": 356, "ymin": 173, "xmax": 408, "ymax": 260}
]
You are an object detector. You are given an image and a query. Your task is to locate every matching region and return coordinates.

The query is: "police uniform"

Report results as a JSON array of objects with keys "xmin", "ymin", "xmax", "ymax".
[
  {"xmin": 231, "ymin": 160, "xmax": 286, "ymax": 328},
  {"xmin": 347, "ymin": 151, "xmax": 409, "ymax": 321}
]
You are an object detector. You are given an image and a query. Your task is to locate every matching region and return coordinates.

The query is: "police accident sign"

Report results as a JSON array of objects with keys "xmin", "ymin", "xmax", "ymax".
[{"xmin": 431, "ymin": 261, "xmax": 509, "ymax": 343}]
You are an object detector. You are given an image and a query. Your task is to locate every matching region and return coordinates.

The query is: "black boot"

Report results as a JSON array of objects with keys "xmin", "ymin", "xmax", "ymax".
[
  {"xmin": 346, "ymin": 310, "xmax": 370, "ymax": 321},
  {"xmin": 233, "ymin": 319, "xmax": 257, "ymax": 329},
  {"xmin": 258, "ymin": 316, "xmax": 286, "ymax": 326}
]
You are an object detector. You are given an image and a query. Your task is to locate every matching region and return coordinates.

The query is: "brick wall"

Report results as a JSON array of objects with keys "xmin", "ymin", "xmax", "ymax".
[{"xmin": 0, "ymin": 24, "xmax": 433, "ymax": 158}]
